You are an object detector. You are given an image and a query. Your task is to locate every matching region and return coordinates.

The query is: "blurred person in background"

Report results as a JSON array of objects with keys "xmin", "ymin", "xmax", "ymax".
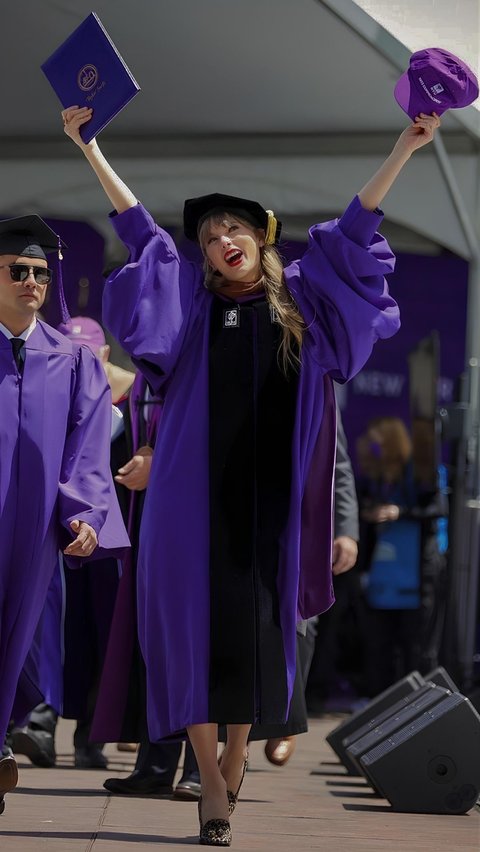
[
  {"xmin": 306, "ymin": 409, "xmax": 360, "ymax": 715},
  {"xmin": 356, "ymin": 416, "xmax": 448, "ymax": 696}
]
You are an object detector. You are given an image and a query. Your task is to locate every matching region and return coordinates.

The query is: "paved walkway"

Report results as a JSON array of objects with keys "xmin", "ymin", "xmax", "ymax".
[{"xmin": 0, "ymin": 717, "xmax": 478, "ymax": 850}]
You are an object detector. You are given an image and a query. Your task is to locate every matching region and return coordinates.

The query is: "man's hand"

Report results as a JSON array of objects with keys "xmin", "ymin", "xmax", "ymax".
[
  {"xmin": 64, "ymin": 520, "xmax": 98, "ymax": 557},
  {"xmin": 115, "ymin": 445, "xmax": 153, "ymax": 491},
  {"xmin": 332, "ymin": 536, "xmax": 358, "ymax": 576}
]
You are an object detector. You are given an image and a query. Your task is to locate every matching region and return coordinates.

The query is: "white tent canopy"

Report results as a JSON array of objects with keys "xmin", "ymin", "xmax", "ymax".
[{"xmin": 1, "ymin": 0, "xmax": 479, "ymax": 257}]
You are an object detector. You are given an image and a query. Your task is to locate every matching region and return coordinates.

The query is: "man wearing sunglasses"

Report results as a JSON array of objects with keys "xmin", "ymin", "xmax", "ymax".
[{"xmin": 0, "ymin": 215, "xmax": 129, "ymax": 812}]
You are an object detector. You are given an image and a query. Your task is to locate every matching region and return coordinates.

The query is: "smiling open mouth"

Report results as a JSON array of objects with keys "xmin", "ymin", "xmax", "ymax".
[{"xmin": 224, "ymin": 250, "xmax": 243, "ymax": 267}]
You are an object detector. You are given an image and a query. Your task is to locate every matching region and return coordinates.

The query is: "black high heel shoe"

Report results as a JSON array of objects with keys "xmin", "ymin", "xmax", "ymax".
[{"xmin": 198, "ymin": 797, "xmax": 232, "ymax": 847}]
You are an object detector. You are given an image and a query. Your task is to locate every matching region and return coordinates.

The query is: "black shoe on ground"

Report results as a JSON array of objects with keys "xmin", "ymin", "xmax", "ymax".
[
  {"xmin": 174, "ymin": 769, "xmax": 201, "ymax": 801},
  {"xmin": 103, "ymin": 769, "xmax": 173, "ymax": 796},
  {"xmin": 0, "ymin": 756, "xmax": 19, "ymax": 816},
  {"xmin": 74, "ymin": 745, "xmax": 108, "ymax": 769},
  {"xmin": 11, "ymin": 726, "xmax": 56, "ymax": 768}
]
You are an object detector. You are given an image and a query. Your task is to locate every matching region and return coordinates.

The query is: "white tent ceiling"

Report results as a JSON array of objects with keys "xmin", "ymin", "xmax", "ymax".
[{"xmin": 1, "ymin": 0, "xmax": 479, "ymax": 256}]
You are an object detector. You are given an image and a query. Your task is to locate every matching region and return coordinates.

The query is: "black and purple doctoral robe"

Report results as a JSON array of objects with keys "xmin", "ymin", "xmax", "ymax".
[
  {"xmin": 0, "ymin": 320, "xmax": 129, "ymax": 745},
  {"xmin": 102, "ymin": 195, "xmax": 399, "ymax": 741}
]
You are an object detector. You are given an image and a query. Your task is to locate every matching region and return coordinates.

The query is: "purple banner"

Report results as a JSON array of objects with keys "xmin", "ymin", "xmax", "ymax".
[{"xmin": 340, "ymin": 251, "xmax": 468, "ymax": 465}]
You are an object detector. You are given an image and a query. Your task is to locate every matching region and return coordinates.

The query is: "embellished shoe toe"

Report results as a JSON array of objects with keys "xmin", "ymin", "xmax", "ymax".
[
  {"xmin": 198, "ymin": 798, "xmax": 232, "ymax": 846},
  {"xmin": 199, "ymin": 817, "xmax": 232, "ymax": 846}
]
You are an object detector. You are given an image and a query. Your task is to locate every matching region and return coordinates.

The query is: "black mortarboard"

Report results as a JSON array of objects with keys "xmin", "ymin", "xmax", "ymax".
[
  {"xmin": 0, "ymin": 214, "xmax": 70, "ymax": 322},
  {"xmin": 183, "ymin": 193, "xmax": 282, "ymax": 245},
  {"xmin": 0, "ymin": 214, "xmax": 67, "ymax": 259}
]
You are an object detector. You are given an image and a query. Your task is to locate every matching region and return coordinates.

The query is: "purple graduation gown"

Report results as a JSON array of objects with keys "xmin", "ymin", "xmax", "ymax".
[
  {"xmin": 0, "ymin": 320, "xmax": 130, "ymax": 745},
  {"xmin": 92, "ymin": 373, "xmax": 163, "ymax": 742},
  {"xmin": 103, "ymin": 196, "xmax": 399, "ymax": 741}
]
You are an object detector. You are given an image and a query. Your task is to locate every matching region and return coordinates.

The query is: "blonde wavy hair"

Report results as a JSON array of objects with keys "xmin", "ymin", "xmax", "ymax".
[{"xmin": 198, "ymin": 211, "xmax": 305, "ymax": 372}]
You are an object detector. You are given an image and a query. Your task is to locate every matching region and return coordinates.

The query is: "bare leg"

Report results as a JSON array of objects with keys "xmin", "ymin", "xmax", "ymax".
[
  {"xmin": 220, "ymin": 724, "xmax": 251, "ymax": 795},
  {"xmin": 187, "ymin": 723, "xmax": 228, "ymax": 824}
]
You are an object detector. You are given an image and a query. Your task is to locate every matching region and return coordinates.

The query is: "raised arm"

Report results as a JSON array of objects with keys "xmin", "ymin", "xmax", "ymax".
[
  {"xmin": 61, "ymin": 106, "xmax": 137, "ymax": 213},
  {"xmin": 358, "ymin": 113, "xmax": 441, "ymax": 211}
]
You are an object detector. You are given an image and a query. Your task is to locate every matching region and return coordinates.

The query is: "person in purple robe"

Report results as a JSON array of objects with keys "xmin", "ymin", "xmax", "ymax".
[
  {"xmin": 0, "ymin": 216, "xmax": 129, "ymax": 813},
  {"xmin": 11, "ymin": 317, "xmax": 137, "ymax": 771},
  {"xmin": 62, "ymin": 104, "xmax": 440, "ymax": 846},
  {"xmin": 91, "ymin": 369, "xmax": 205, "ymax": 799}
]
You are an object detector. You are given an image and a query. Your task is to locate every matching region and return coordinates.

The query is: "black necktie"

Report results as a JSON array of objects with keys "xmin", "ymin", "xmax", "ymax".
[{"xmin": 11, "ymin": 337, "xmax": 25, "ymax": 372}]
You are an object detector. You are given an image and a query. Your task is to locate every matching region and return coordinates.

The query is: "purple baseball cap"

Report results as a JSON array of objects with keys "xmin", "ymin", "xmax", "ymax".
[
  {"xmin": 394, "ymin": 48, "xmax": 479, "ymax": 120},
  {"xmin": 57, "ymin": 315, "xmax": 106, "ymax": 354}
]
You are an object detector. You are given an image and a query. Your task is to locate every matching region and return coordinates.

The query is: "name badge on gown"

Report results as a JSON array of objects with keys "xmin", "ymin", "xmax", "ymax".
[{"xmin": 223, "ymin": 308, "xmax": 240, "ymax": 328}]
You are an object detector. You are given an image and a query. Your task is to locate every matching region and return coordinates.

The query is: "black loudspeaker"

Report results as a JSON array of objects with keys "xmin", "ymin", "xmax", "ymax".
[
  {"xmin": 424, "ymin": 666, "xmax": 459, "ymax": 692},
  {"xmin": 342, "ymin": 683, "xmax": 438, "ymax": 757},
  {"xmin": 466, "ymin": 686, "xmax": 480, "ymax": 714},
  {"xmin": 345, "ymin": 684, "xmax": 450, "ymax": 781},
  {"xmin": 360, "ymin": 693, "xmax": 480, "ymax": 814},
  {"xmin": 326, "ymin": 671, "xmax": 424, "ymax": 774}
]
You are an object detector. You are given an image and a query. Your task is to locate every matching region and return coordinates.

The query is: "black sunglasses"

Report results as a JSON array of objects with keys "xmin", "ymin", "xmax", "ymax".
[{"xmin": 0, "ymin": 263, "xmax": 53, "ymax": 285}]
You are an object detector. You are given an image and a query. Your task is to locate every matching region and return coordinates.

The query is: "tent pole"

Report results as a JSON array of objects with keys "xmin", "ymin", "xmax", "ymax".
[{"xmin": 432, "ymin": 133, "xmax": 480, "ymax": 688}]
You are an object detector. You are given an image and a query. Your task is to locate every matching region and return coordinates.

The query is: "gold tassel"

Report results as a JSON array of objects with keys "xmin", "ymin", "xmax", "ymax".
[{"xmin": 265, "ymin": 210, "xmax": 277, "ymax": 245}]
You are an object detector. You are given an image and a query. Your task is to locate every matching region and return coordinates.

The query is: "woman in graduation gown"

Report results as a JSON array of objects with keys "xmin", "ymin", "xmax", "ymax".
[{"xmin": 62, "ymin": 105, "xmax": 440, "ymax": 846}]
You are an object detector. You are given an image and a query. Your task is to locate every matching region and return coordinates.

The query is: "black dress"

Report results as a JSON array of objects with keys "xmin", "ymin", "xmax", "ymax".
[{"xmin": 208, "ymin": 293, "xmax": 299, "ymax": 725}]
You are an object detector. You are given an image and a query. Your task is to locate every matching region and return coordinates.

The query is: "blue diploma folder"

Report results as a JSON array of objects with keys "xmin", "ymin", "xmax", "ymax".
[{"xmin": 41, "ymin": 12, "xmax": 140, "ymax": 143}]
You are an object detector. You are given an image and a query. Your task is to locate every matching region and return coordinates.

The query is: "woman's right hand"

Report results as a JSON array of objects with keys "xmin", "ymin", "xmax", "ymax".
[{"xmin": 61, "ymin": 106, "xmax": 95, "ymax": 150}]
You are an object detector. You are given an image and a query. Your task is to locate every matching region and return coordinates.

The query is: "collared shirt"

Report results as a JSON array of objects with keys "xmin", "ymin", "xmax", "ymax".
[
  {"xmin": 0, "ymin": 317, "xmax": 37, "ymax": 366},
  {"xmin": 0, "ymin": 316, "xmax": 37, "ymax": 342}
]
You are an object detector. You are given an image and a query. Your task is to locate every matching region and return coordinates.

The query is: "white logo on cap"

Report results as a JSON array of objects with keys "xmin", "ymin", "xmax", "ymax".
[
  {"xmin": 431, "ymin": 83, "xmax": 445, "ymax": 95},
  {"xmin": 418, "ymin": 76, "xmax": 442, "ymax": 103}
]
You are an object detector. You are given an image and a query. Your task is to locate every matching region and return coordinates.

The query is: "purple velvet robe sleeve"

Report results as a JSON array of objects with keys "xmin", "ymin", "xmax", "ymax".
[
  {"xmin": 284, "ymin": 195, "xmax": 400, "ymax": 381},
  {"xmin": 58, "ymin": 345, "xmax": 128, "ymax": 557},
  {"xmin": 103, "ymin": 204, "xmax": 204, "ymax": 394}
]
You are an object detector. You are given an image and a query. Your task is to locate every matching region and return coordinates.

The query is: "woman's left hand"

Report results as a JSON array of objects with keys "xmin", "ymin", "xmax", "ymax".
[
  {"xmin": 395, "ymin": 112, "xmax": 441, "ymax": 157},
  {"xmin": 358, "ymin": 111, "xmax": 441, "ymax": 211}
]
